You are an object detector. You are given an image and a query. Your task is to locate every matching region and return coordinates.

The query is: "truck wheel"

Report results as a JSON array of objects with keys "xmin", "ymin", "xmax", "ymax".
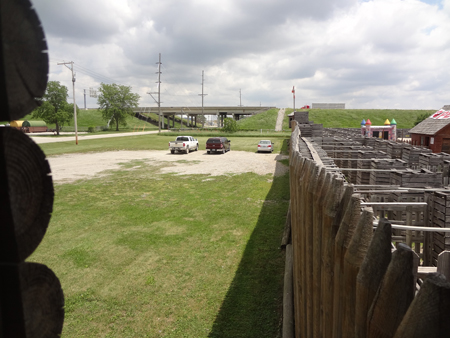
[
  {"xmin": 222, "ymin": 148, "xmax": 226, "ymax": 154},
  {"xmin": 196, "ymin": 144, "xmax": 198, "ymax": 151},
  {"xmin": 207, "ymin": 150, "xmax": 210, "ymax": 154},
  {"xmin": 170, "ymin": 149, "xmax": 175, "ymax": 154},
  {"xmin": 185, "ymin": 146, "xmax": 189, "ymax": 154}
]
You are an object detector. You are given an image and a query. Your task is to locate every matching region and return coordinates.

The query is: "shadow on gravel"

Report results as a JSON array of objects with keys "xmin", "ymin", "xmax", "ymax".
[{"xmin": 208, "ymin": 156, "xmax": 290, "ymax": 338}]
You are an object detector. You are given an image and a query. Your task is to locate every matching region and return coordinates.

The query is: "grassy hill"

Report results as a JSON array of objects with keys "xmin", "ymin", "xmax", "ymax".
[
  {"xmin": 236, "ymin": 108, "xmax": 280, "ymax": 130},
  {"xmin": 4, "ymin": 107, "xmax": 437, "ymax": 132},
  {"xmin": 282, "ymin": 108, "xmax": 435, "ymax": 130}
]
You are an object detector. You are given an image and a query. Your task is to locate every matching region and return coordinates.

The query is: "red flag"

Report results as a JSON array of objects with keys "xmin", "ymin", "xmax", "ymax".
[{"xmin": 292, "ymin": 86, "xmax": 295, "ymax": 94}]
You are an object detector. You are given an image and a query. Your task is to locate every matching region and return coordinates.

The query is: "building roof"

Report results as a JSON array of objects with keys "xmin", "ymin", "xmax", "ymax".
[{"xmin": 409, "ymin": 109, "xmax": 450, "ymax": 135}]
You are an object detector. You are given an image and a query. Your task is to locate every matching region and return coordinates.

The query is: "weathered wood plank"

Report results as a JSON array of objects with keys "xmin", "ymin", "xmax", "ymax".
[
  {"xmin": 283, "ymin": 244, "xmax": 294, "ymax": 338},
  {"xmin": 393, "ymin": 273, "xmax": 450, "ymax": 338},
  {"xmin": 312, "ymin": 167, "xmax": 328, "ymax": 338},
  {"xmin": 332, "ymin": 193, "xmax": 360, "ymax": 338},
  {"xmin": 355, "ymin": 219, "xmax": 392, "ymax": 338},
  {"xmin": 342, "ymin": 207, "xmax": 374, "ymax": 337},
  {"xmin": 367, "ymin": 243, "xmax": 418, "ymax": 338}
]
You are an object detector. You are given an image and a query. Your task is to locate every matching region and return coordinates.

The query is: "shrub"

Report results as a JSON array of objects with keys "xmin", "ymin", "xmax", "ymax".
[
  {"xmin": 222, "ymin": 118, "xmax": 238, "ymax": 133},
  {"xmin": 87, "ymin": 126, "xmax": 96, "ymax": 133},
  {"xmin": 414, "ymin": 113, "xmax": 430, "ymax": 126}
]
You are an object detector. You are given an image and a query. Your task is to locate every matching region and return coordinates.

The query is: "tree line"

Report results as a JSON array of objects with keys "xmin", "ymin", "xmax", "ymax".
[{"xmin": 31, "ymin": 81, "xmax": 140, "ymax": 134}]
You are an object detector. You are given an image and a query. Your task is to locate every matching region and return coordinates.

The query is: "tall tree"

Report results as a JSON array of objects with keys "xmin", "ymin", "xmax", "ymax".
[
  {"xmin": 197, "ymin": 115, "xmax": 206, "ymax": 128},
  {"xmin": 97, "ymin": 83, "xmax": 140, "ymax": 131},
  {"xmin": 31, "ymin": 81, "xmax": 76, "ymax": 135}
]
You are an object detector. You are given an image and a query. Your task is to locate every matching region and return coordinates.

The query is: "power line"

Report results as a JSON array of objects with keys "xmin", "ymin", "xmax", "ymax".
[{"xmin": 50, "ymin": 58, "xmax": 130, "ymax": 87}]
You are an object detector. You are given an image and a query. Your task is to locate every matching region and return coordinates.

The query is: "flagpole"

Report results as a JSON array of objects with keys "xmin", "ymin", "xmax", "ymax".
[{"xmin": 292, "ymin": 86, "xmax": 295, "ymax": 112}]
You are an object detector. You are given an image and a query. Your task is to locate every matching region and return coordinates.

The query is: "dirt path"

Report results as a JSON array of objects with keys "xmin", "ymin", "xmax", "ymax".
[
  {"xmin": 275, "ymin": 108, "xmax": 285, "ymax": 131},
  {"xmin": 48, "ymin": 150, "xmax": 289, "ymax": 183}
]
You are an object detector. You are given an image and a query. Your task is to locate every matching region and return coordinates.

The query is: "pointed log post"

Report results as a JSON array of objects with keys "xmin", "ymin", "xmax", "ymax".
[
  {"xmin": 302, "ymin": 159, "xmax": 317, "ymax": 337},
  {"xmin": 367, "ymin": 243, "xmax": 418, "ymax": 338},
  {"xmin": 342, "ymin": 207, "xmax": 374, "ymax": 337},
  {"xmin": 283, "ymin": 244, "xmax": 295, "ymax": 338},
  {"xmin": 321, "ymin": 176, "xmax": 345, "ymax": 338},
  {"xmin": 393, "ymin": 273, "xmax": 450, "ymax": 338},
  {"xmin": 298, "ymin": 157, "xmax": 309, "ymax": 338},
  {"xmin": 355, "ymin": 219, "xmax": 392, "ymax": 338},
  {"xmin": 291, "ymin": 154, "xmax": 307, "ymax": 338},
  {"xmin": 312, "ymin": 168, "xmax": 329, "ymax": 338},
  {"xmin": 332, "ymin": 192, "xmax": 360, "ymax": 338},
  {"xmin": 437, "ymin": 250, "xmax": 450, "ymax": 281},
  {"xmin": 290, "ymin": 152, "xmax": 303, "ymax": 338}
]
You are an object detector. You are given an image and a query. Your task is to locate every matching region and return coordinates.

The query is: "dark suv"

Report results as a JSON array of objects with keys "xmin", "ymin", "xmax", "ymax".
[{"xmin": 206, "ymin": 137, "xmax": 231, "ymax": 154}]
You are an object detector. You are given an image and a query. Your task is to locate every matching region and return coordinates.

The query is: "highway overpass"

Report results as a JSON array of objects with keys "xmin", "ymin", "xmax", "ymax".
[{"xmin": 133, "ymin": 106, "xmax": 275, "ymax": 128}]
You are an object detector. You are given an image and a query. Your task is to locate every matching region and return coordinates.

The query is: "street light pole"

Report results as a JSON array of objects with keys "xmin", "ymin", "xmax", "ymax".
[{"xmin": 58, "ymin": 61, "xmax": 78, "ymax": 144}]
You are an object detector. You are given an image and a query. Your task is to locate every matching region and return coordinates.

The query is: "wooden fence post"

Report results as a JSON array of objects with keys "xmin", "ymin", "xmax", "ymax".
[
  {"xmin": 355, "ymin": 218, "xmax": 392, "ymax": 338},
  {"xmin": 297, "ymin": 157, "xmax": 310, "ymax": 338},
  {"xmin": 312, "ymin": 167, "xmax": 329, "ymax": 338},
  {"xmin": 367, "ymin": 243, "xmax": 418, "ymax": 338},
  {"xmin": 342, "ymin": 207, "xmax": 374, "ymax": 337},
  {"xmin": 305, "ymin": 160, "xmax": 320, "ymax": 337},
  {"xmin": 283, "ymin": 244, "xmax": 295, "ymax": 338},
  {"xmin": 321, "ymin": 176, "xmax": 345, "ymax": 338},
  {"xmin": 393, "ymin": 273, "xmax": 450, "ymax": 338},
  {"xmin": 332, "ymin": 193, "xmax": 360, "ymax": 338},
  {"xmin": 437, "ymin": 250, "xmax": 450, "ymax": 281},
  {"xmin": 290, "ymin": 153, "xmax": 305, "ymax": 338}
]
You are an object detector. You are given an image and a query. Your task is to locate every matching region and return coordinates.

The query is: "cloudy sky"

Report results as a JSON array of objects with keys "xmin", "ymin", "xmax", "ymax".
[{"xmin": 30, "ymin": 0, "xmax": 450, "ymax": 110}]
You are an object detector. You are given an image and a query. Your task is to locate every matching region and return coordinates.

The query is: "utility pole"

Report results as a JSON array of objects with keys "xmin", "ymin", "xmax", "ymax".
[
  {"xmin": 147, "ymin": 53, "xmax": 162, "ymax": 132},
  {"xmin": 239, "ymin": 89, "xmax": 242, "ymax": 107},
  {"xmin": 58, "ymin": 61, "xmax": 78, "ymax": 144},
  {"xmin": 198, "ymin": 70, "xmax": 208, "ymax": 122},
  {"xmin": 83, "ymin": 89, "xmax": 87, "ymax": 110}
]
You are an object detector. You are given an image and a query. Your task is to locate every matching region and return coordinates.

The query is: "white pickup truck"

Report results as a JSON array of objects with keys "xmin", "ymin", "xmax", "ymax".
[{"xmin": 168, "ymin": 136, "xmax": 199, "ymax": 154}]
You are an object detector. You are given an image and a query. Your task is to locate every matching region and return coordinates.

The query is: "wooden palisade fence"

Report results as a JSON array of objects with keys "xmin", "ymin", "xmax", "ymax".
[{"xmin": 283, "ymin": 121, "xmax": 450, "ymax": 338}]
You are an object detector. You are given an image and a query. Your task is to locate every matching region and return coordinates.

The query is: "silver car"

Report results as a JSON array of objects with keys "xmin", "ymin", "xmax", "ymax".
[{"xmin": 257, "ymin": 140, "xmax": 274, "ymax": 153}]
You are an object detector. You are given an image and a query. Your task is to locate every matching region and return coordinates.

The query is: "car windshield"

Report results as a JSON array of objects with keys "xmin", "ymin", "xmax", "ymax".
[
  {"xmin": 177, "ymin": 137, "xmax": 189, "ymax": 141},
  {"xmin": 207, "ymin": 139, "xmax": 221, "ymax": 143},
  {"xmin": 259, "ymin": 141, "xmax": 271, "ymax": 144}
]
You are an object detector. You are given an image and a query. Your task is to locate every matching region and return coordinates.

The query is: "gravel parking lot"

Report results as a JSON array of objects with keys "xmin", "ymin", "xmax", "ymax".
[{"xmin": 48, "ymin": 150, "xmax": 289, "ymax": 183}]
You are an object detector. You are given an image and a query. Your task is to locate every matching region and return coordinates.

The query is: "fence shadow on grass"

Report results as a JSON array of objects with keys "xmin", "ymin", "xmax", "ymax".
[{"xmin": 208, "ymin": 155, "xmax": 289, "ymax": 338}]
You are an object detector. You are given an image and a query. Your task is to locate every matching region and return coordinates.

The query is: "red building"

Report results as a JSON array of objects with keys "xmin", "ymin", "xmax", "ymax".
[{"xmin": 409, "ymin": 107, "xmax": 450, "ymax": 153}]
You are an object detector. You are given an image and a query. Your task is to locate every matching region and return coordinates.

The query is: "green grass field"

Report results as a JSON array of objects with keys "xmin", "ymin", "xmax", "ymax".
[
  {"xmin": 6, "ymin": 107, "xmax": 435, "ymax": 134},
  {"xmin": 283, "ymin": 108, "xmax": 435, "ymax": 129},
  {"xmin": 30, "ymin": 135, "xmax": 290, "ymax": 337}
]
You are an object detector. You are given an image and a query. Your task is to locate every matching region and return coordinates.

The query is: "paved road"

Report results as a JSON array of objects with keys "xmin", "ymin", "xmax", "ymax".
[
  {"xmin": 275, "ymin": 108, "xmax": 285, "ymax": 131},
  {"xmin": 30, "ymin": 130, "xmax": 166, "ymax": 144}
]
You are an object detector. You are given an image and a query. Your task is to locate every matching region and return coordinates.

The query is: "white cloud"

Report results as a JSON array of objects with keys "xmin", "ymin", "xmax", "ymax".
[{"xmin": 30, "ymin": 0, "xmax": 450, "ymax": 110}]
